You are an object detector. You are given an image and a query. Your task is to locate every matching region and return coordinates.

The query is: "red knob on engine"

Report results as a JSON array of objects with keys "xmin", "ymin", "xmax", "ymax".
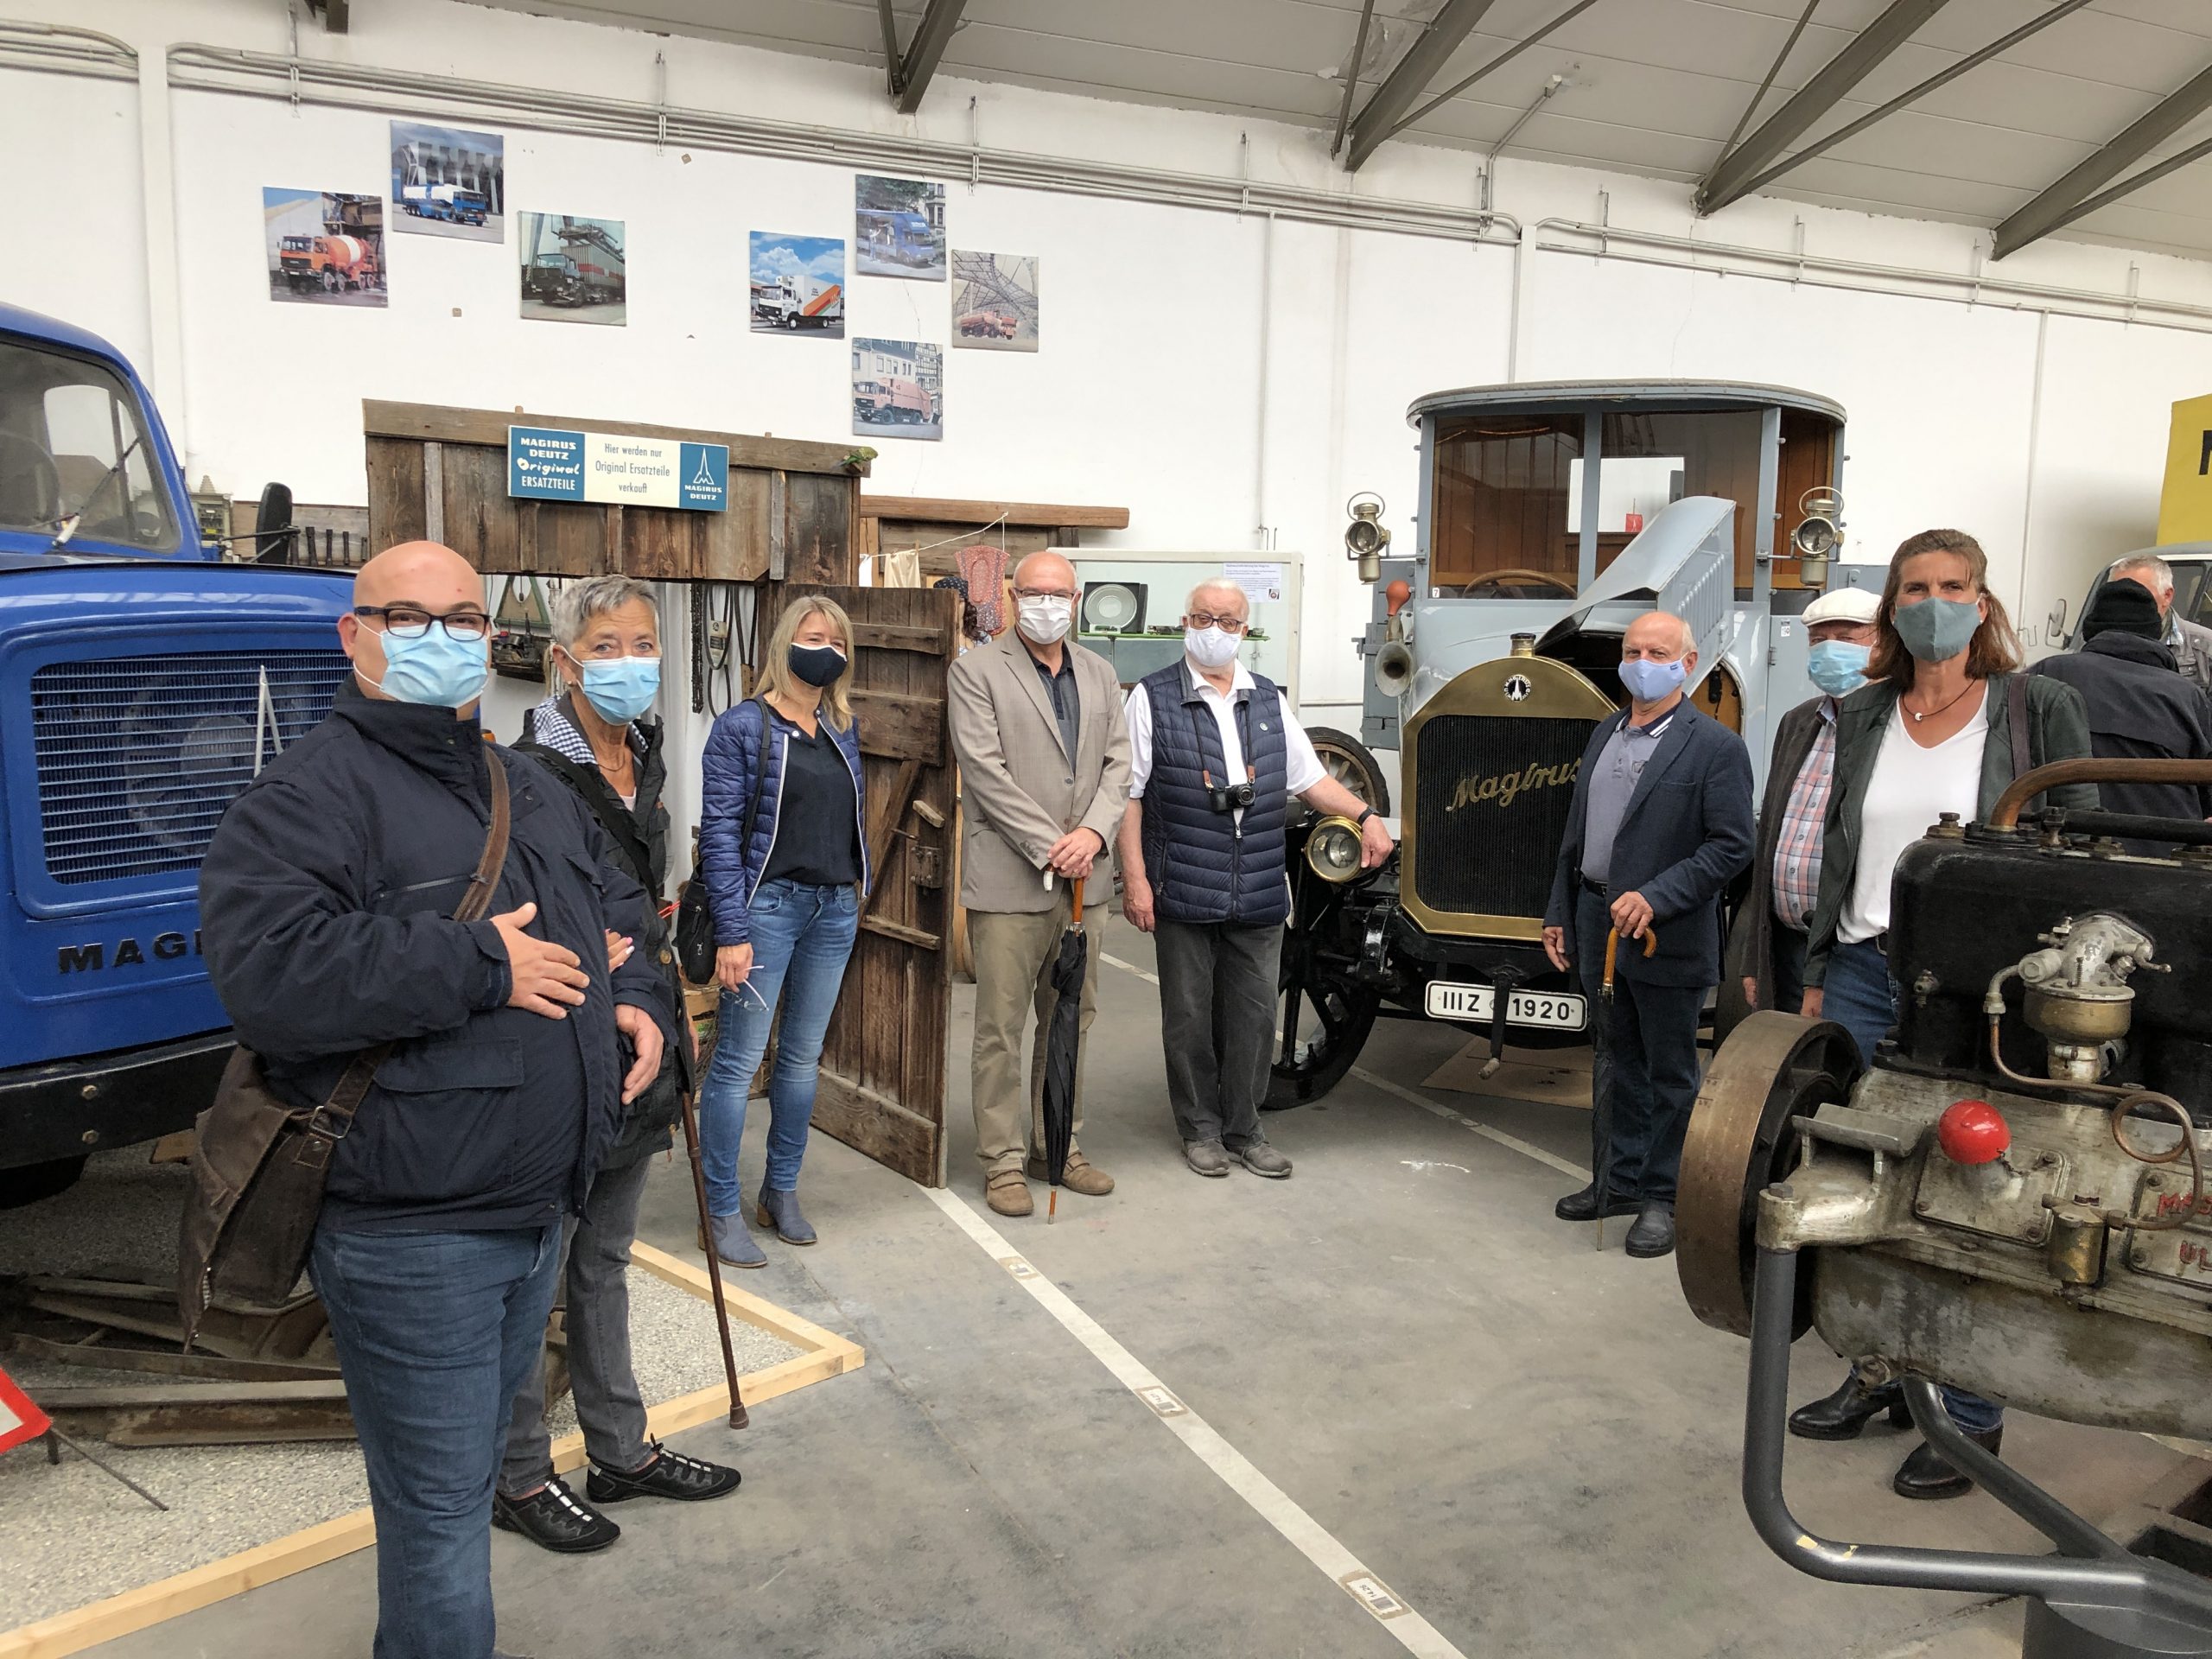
[{"xmin": 1938, "ymin": 1099, "xmax": 2010, "ymax": 1166}]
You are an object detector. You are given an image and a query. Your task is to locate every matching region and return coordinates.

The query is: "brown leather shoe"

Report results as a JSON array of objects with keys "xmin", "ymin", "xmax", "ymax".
[
  {"xmin": 1024, "ymin": 1153, "xmax": 1115, "ymax": 1196},
  {"xmin": 986, "ymin": 1171, "xmax": 1034, "ymax": 1217}
]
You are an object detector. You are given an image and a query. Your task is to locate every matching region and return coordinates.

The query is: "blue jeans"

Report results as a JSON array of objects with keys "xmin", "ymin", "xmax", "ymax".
[
  {"xmin": 309, "ymin": 1223, "xmax": 563, "ymax": 1659},
  {"xmin": 700, "ymin": 878, "xmax": 860, "ymax": 1214},
  {"xmin": 1817, "ymin": 938, "xmax": 2005, "ymax": 1436}
]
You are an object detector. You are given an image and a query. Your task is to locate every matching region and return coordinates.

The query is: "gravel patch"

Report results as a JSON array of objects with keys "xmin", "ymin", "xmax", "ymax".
[{"xmin": 1, "ymin": 1151, "xmax": 805, "ymax": 1634}]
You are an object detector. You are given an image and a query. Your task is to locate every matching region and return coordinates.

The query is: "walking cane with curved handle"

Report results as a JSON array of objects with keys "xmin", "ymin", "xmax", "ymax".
[{"xmin": 1592, "ymin": 923, "xmax": 1659, "ymax": 1252}]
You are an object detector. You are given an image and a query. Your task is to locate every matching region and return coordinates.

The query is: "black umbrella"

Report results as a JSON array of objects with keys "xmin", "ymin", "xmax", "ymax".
[
  {"xmin": 1037, "ymin": 874, "xmax": 1089, "ymax": 1222},
  {"xmin": 1592, "ymin": 922, "xmax": 1657, "ymax": 1252}
]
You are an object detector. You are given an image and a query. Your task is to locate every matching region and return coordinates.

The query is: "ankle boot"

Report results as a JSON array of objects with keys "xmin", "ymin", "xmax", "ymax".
[
  {"xmin": 1894, "ymin": 1427, "xmax": 2002, "ymax": 1500},
  {"xmin": 755, "ymin": 1185, "xmax": 817, "ymax": 1246},
  {"xmin": 1789, "ymin": 1372, "xmax": 1910, "ymax": 1441}
]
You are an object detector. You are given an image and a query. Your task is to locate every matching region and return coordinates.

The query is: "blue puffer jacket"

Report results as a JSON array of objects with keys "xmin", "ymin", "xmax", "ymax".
[
  {"xmin": 1138, "ymin": 663, "xmax": 1292, "ymax": 926},
  {"xmin": 698, "ymin": 698, "xmax": 871, "ymax": 947}
]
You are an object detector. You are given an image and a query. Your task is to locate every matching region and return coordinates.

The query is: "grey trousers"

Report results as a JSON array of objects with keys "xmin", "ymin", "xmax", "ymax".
[
  {"xmin": 1154, "ymin": 918, "xmax": 1283, "ymax": 1149},
  {"xmin": 499, "ymin": 1148, "xmax": 655, "ymax": 1495}
]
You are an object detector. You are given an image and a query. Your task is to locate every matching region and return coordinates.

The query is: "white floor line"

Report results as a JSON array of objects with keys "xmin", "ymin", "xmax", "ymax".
[
  {"xmin": 1098, "ymin": 951, "xmax": 1588, "ymax": 1183},
  {"xmin": 921, "ymin": 1185, "xmax": 1471, "ymax": 1659}
]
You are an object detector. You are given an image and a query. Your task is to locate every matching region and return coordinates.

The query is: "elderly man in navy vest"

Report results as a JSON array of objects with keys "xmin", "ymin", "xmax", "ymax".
[
  {"xmin": 1117, "ymin": 579, "xmax": 1393, "ymax": 1179},
  {"xmin": 1541, "ymin": 611, "xmax": 1754, "ymax": 1258}
]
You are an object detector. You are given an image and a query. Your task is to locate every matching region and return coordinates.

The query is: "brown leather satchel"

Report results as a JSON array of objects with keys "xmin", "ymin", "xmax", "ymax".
[{"xmin": 177, "ymin": 752, "xmax": 512, "ymax": 1347}]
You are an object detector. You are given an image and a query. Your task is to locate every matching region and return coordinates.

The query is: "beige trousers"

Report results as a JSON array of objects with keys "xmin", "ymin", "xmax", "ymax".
[{"xmin": 968, "ymin": 893, "xmax": 1104, "ymax": 1176}]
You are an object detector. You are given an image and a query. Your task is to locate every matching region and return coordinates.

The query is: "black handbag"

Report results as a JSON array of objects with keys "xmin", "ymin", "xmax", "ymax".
[
  {"xmin": 176, "ymin": 753, "xmax": 512, "ymax": 1347},
  {"xmin": 677, "ymin": 697, "xmax": 769, "ymax": 986}
]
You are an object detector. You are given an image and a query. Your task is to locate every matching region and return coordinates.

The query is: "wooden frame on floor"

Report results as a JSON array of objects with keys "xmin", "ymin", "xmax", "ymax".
[{"xmin": 0, "ymin": 1244, "xmax": 863, "ymax": 1659}]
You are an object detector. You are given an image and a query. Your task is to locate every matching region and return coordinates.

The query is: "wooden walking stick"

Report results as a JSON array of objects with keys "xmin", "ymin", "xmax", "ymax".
[
  {"xmin": 1593, "ymin": 923, "xmax": 1660, "ymax": 1252},
  {"xmin": 677, "ymin": 1084, "xmax": 749, "ymax": 1430}
]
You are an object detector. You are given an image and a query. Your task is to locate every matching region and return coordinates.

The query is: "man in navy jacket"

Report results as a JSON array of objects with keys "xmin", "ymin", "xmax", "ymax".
[
  {"xmin": 200, "ymin": 541, "xmax": 676, "ymax": 1659},
  {"xmin": 1542, "ymin": 612, "xmax": 1755, "ymax": 1258}
]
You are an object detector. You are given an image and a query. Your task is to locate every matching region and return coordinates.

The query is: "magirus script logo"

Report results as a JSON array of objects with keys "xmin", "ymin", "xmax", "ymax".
[{"xmin": 1442, "ymin": 757, "xmax": 1580, "ymax": 812}]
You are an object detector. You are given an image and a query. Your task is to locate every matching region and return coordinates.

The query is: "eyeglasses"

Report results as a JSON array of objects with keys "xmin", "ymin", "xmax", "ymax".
[
  {"xmin": 353, "ymin": 604, "xmax": 493, "ymax": 641},
  {"xmin": 1013, "ymin": 585, "xmax": 1074, "ymax": 601},
  {"xmin": 1186, "ymin": 611, "xmax": 1249, "ymax": 635}
]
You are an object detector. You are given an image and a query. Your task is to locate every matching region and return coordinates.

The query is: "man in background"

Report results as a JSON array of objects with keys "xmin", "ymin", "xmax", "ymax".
[
  {"xmin": 948, "ymin": 551, "xmax": 1131, "ymax": 1218},
  {"xmin": 2108, "ymin": 553, "xmax": 2212, "ymax": 693},
  {"xmin": 200, "ymin": 541, "xmax": 675, "ymax": 1659},
  {"xmin": 1117, "ymin": 579, "xmax": 1392, "ymax": 1180},
  {"xmin": 2033, "ymin": 575, "xmax": 2212, "ymax": 841},
  {"xmin": 1739, "ymin": 588, "xmax": 1881, "ymax": 1015},
  {"xmin": 1541, "ymin": 612, "xmax": 1755, "ymax": 1259}
]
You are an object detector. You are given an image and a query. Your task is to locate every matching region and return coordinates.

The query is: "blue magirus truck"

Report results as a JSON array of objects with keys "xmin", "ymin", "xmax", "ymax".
[{"xmin": 0, "ymin": 302, "xmax": 353, "ymax": 1205}]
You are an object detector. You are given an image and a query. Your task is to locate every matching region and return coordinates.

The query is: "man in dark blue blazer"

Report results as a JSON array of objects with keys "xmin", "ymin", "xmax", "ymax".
[{"xmin": 1541, "ymin": 612, "xmax": 1755, "ymax": 1257}]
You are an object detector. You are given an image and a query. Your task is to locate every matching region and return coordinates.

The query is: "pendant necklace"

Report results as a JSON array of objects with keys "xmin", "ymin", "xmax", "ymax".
[{"xmin": 1906, "ymin": 680, "xmax": 1978, "ymax": 724}]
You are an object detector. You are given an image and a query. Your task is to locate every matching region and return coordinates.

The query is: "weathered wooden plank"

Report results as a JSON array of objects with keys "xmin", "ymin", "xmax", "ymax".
[
  {"xmin": 851, "ymin": 621, "xmax": 950, "ymax": 654},
  {"xmin": 847, "ymin": 690, "xmax": 942, "ymax": 763},
  {"xmin": 861, "ymin": 914, "xmax": 940, "ymax": 950},
  {"xmin": 363, "ymin": 399, "xmax": 866, "ymax": 478},
  {"xmin": 442, "ymin": 444, "xmax": 521, "ymax": 571},
  {"xmin": 783, "ymin": 472, "xmax": 857, "ymax": 586},
  {"xmin": 810, "ymin": 1071, "xmax": 938, "ymax": 1184},
  {"xmin": 365, "ymin": 435, "xmax": 426, "ymax": 552},
  {"xmin": 861, "ymin": 494, "xmax": 1129, "ymax": 530}
]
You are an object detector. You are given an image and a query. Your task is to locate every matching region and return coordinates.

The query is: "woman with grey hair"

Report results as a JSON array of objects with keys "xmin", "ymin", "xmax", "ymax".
[{"xmin": 491, "ymin": 574, "xmax": 741, "ymax": 1554}]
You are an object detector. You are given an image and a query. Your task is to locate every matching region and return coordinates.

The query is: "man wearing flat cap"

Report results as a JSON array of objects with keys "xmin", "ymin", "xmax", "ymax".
[
  {"xmin": 2031, "ymin": 575, "xmax": 2212, "ymax": 843},
  {"xmin": 1738, "ymin": 586, "xmax": 1881, "ymax": 1018}
]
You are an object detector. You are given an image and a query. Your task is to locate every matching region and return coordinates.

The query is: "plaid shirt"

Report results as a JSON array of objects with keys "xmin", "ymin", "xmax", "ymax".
[{"xmin": 1770, "ymin": 700, "xmax": 1839, "ymax": 932}]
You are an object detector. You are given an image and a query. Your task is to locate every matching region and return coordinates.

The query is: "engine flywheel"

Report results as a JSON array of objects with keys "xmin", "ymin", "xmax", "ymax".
[{"xmin": 1676, "ymin": 1011, "xmax": 1862, "ymax": 1338}]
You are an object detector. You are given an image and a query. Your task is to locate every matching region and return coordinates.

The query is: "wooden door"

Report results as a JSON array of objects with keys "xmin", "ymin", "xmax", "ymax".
[{"xmin": 773, "ymin": 584, "xmax": 960, "ymax": 1185}]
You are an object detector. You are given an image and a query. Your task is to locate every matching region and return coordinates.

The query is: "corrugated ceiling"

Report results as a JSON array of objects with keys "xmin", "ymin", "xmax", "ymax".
[{"xmin": 472, "ymin": 0, "xmax": 2212, "ymax": 258}]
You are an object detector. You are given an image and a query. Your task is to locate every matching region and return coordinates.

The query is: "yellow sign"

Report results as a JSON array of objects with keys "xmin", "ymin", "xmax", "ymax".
[{"xmin": 2157, "ymin": 392, "xmax": 2212, "ymax": 544}]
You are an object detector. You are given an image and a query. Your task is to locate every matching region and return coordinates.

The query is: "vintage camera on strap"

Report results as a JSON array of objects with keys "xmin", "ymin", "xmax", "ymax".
[{"xmin": 1204, "ymin": 768, "xmax": 1257, "ymax": 814}]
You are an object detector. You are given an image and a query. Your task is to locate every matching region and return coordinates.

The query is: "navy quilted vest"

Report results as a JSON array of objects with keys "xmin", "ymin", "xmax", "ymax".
[{"xmin": 1138, "ymin": 663, "xmax": 1291, "ymax": 926}]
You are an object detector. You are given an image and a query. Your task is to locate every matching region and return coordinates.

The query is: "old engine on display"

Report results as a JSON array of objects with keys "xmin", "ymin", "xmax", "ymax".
[{"xmin": 1678, "ymin": 762, "xmax": 2212, "ymax": 1657}]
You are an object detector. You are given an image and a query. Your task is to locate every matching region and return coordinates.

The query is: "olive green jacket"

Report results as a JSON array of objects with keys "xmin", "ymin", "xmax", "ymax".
[{"xmin": 1803, "ymin": 671, "xmax": 2094, "ymax": 988}]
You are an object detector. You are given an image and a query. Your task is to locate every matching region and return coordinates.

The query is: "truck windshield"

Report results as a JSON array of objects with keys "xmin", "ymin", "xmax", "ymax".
[{"xmin": 0, "ymin": 338, "xmax": 179, "ymax": 552}]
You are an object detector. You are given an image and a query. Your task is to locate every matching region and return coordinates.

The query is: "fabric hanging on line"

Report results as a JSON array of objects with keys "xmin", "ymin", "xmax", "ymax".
[
  {"xmin": 880, "ymin": 548, "xmax": 922, "ymax": 588},
  {"xmin": 957, "ymin": 543, "xmax": 1010, "ymax": 637}
]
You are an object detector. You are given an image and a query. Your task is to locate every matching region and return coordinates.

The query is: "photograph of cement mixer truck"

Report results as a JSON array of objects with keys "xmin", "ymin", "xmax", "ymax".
[{"xmin": 263, "ymin": 189, "xmax": 386, "ymax": 307}]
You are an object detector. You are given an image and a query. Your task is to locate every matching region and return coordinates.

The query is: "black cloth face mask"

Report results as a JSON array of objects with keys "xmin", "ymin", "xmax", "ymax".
[{"xmin": 788, "ymin": 643, "xmax": 848, "ymax": 688}]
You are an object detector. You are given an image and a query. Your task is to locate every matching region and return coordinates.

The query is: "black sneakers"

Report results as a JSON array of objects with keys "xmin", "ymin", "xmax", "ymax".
[
  {"xmin": 492, "ymin": 1475, "xmax": 620, "ymax": 1554},
  {"xmin": 586, "ymin": 1441, "xmax": 742, "ymax": 1504}
]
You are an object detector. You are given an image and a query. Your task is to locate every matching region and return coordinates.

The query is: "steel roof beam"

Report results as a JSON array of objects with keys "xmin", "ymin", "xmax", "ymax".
[
  {"xmin": 1345, "ymin": 0, "xmax": 1503, "ymax": 173},
  {"xmin": 1330, "ymin": 0, "xmax": 1380, "ymax": 158},
  {"xmin": 1724, "ymin": 0, "xmax": 2095, "ymax": 207},
  {"xmin": 1993, "ymin": 58, "xmax": 2212, "ymax": 258},
  {"xmin": 1697, "ymin": 0, "xmax": 1955, "ymax": 215},
  {"xmin": 1385, "ymin": 0, "xmax": 1605, "ymax": 144},
  {"xmin": 892, "ymin": 0, "xmax": 968, "ymax": 115}
]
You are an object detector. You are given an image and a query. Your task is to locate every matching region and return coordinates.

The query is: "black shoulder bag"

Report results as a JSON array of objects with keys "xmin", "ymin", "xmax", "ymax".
[
  {"xmin": 676, "ymin": 697, "xmax": 769, "ymax": 985},
  {"xmin": 177, "ymin": 753, "xmax": 512, "ymax": 1346}
]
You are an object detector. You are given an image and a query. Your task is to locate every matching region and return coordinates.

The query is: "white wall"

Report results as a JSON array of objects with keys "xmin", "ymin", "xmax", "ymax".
[{"xmin": 10, "ymin": 0, "xmax": 2212, "ymax": 732}]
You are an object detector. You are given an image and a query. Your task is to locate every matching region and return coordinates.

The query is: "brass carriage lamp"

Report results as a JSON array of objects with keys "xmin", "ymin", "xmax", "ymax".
[
  {"xmin": 1345, "ymin": 493, "xmax": 1389, "ymax": 583},
  {"xmin": 1789, "ymin": 488, "xmax": 1845, "ymax": 588}
]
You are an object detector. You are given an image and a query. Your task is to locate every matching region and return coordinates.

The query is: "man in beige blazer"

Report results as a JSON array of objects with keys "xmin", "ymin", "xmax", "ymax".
[{"xmin": 948, "ymin": 551, "xmax": 1132, "ymax": 1217}]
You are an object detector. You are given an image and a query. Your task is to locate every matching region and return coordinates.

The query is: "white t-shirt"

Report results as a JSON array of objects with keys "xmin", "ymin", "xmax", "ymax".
[
  {"xmin": 1841, "ymin": 699, "xmax": 1986, "ymax": 943},
  {"xmin": 1124, "ymin": 660, "xmax": 1325, "ymax": 823}
]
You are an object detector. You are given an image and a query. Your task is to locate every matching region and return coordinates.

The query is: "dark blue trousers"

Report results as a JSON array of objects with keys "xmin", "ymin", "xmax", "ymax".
[{"xmin": 1574, "ymin": 888, "xmax": 1707, "ymax": 1204}]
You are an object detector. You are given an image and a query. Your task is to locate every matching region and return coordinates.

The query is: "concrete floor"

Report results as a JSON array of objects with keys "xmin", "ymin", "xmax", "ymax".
[{"xmin": 84, "ymin": 915, "xmax": 2202, "ymax": 1659}]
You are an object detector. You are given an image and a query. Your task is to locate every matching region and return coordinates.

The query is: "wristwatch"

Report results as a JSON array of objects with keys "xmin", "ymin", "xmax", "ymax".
[{"xmin": 1354, "ymin": 807, "xmax": 1377, "ymax": 828}]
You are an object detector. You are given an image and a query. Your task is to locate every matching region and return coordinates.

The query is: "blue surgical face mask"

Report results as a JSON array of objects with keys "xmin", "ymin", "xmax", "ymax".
[
  {"xmin": 1618, "ymin": 656, "xmax": 1687, "ymax": 704},
  {"xmin": 365, "ymin": 626, "xmax": 489, "ymax": 709},
  {"xmin": 1892, "ymin": 595, "xmax": 1983, "ymax": 664},
  {"xmin": 1806, "ymin": 639, "xmax": 1871, "ymax": 698},
  {"xmin": 578, "ymin": 657, "xmax": 661, "ymax": 724}
]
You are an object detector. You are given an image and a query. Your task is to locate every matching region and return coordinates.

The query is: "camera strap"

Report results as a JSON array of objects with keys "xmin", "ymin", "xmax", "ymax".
[{"xmin": 1192, "ymin": 694, "xmax": 1257, "ymax": 789}]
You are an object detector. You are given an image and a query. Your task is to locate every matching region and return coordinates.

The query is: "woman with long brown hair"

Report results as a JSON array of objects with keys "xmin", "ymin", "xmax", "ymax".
[
  {"xmin": 1794, "ymin": 528, "xmax": 2094, "ymax": 1498},
  {"xmin": 696, "ymin": 594, "xmax": 868, "ymax": 1266}
]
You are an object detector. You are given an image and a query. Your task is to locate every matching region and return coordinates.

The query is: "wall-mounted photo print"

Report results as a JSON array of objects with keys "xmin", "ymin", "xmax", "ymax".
[
  {"xmin": 852, "ymin": 337, "xmax": 943, "ymax": 440},
  {"xmin": 391, "ymin": 120, "xmax": 505, "ymax": 243},
  {"xmin": 950, "ymin": 251, "xmax": 1039, "ymax": 352},
  {"xmin": 749, "ymin": 232, "xmax": 845, "ymax": 336},
  {"xmin": 519, "ymin": 213, "xmax": 626, "ymax": 323},
  {"xmin": 264, "ymin": 189, "xmax": 386, "ymax": 307},
  {"xmin": 855, "ymin": 175, "xmax": 946, "ymax": 280}
]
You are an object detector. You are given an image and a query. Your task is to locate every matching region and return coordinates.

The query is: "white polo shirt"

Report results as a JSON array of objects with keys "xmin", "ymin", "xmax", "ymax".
[{"xmin": 1123, "ymin": 660, "xmax": 1326, "ymax": 821}]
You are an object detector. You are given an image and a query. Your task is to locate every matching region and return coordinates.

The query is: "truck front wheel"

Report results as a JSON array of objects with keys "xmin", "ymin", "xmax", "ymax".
[{"xmin": 0, "ymin": 1155, "xmax": 87, "ymax": 1210}]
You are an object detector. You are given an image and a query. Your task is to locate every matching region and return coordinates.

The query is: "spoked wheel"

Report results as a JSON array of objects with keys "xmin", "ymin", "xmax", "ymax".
[
  {"xmin": 1304, "ymin": 726, "xmax": 1389, "ymax": 816},
  {"xmin": 1265, "ymin": 890, "xmax": 1379, "ymax": 1110},
  {"xmin": 1675, "ymin": 1012, "xmax": 1861, "ymax": 1338}
]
